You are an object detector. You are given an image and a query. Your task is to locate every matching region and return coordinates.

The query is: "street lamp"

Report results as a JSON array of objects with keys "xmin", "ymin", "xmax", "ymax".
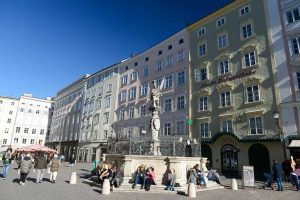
[{"xmin": 273, "ymin": 111, "xmax": 287, "ymax": 159}]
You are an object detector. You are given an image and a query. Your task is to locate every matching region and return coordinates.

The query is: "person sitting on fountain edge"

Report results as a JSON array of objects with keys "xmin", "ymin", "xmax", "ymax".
[{"xmin": 132, "ymin": 164, "xmax": 146, "ymax": 189}]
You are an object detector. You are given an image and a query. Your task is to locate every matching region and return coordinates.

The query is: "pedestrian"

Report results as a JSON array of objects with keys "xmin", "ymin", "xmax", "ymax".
[
  {"xmin": 99, "ymin": 163, "xmax": 112, "ymax": 185},
  {"xmin": 69, "ymin": 154, "xmax": 76, "ymax": 167},
  {"xmin": 34, "ymin": 152, "xmax": 47, "ymax": 183},
  {"xmin": 49, "ymin": 154, "xmax": 60, "ymax": 183},
  {"xmin": 132, "ymin": 164, "xmax": 146, "ymax": 189},
  {"xmin": 272, "ymin": 160, "xmax": 283, "ymax": 191},
  {"xmin": 290, "ymin": 165, "xmax": 300, "ymax": 191},
  {"xmin": 282, "ymin": 159, "xmax": 292, "ymax": 182},
  {"xmin": 164, "ymin": 168, "xmax": 176, "ymax": 191},
  {"xmin": 145, "ymin": 167, "xmax": 156, "ymax": 191},
  {"xmin": 19, "ymin": 153, "xmax": 32, "ymax": 185},
  {"xmin": 110, "ymin": 166, "xmax": 123, "ymax": 188},
  {"xmin": 2, "ymin": 150, "xmax": 12, "ymax": 180}
]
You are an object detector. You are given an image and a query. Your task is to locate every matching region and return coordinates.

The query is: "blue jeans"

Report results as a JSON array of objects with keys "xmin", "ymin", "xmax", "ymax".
[
  {"xmin": 2, "ymin": 164, "xmax": 10, "ymax": 178},
  {"xmin": 291, "ymin": 174, "xmax": 300, "ymax": 190},
  {"xmin": 198, "ymin": 176, "xmax": 207, "ymax": 187},
  {"xmin": 133, "ymin": 174, "xmax": 146, "ymax": 187},
  {"xmin": 276, "ymin": 177, "xmax": 283, "ymax": 191}
]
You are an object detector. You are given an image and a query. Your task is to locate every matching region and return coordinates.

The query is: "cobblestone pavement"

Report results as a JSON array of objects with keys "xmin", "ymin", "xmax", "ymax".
[{"xmin": 0, "ymin": 162, "xmax": 299, "ymax": 200}]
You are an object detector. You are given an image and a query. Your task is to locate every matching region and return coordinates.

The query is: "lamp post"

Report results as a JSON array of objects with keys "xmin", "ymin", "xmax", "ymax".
[{"xmin": 273, "ymin": 111, "xmax": 287, "ymax": 160}]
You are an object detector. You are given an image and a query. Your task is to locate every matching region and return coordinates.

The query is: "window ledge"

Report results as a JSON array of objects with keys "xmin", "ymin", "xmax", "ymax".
[
  {"xmin": 242, "ymin": 64, "xmax": 258, "ymax": 70},
  {"xmin": 198, "ymin": 109, "xmax": 211, "ymax": 113},
  {"xmin": 245, "ymin": 100, "xmax": 264, "ymax": 105},
  {"xmin": 218, "ymin": 105, "xmax": 233, "ymax": 109},
  {"xmin": 241, "ymin": 34, "xmax": 256, "ymax": 41}
]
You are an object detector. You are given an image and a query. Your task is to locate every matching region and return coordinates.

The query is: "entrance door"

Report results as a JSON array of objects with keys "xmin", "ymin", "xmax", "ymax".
[
  {"xmin": 201, "ymin": 144, "xmax": 212, "ymax": 167},
  {"xmin": 248, "ymin": 143, "xmax": 270, "ymax": 180},
  {"xmin": 221, "ymin": 144, "xmax": 239, "ymax": 177}
]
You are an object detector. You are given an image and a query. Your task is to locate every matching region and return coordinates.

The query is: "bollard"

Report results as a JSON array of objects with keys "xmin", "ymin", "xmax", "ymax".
[
  {"xmin": 69, "ymin": 171, "xmax": 77, "ymax": 184},
  {"xmin": 102, "ymin": 179, "xmax": 110, "ymax": 195},
  {"xmin": 187, "ymin": 183, "xmax": 196, "ymax": 198},
  {"xmin": 231, "ymin": 178, "xmax": 238, "ymax": 190}
]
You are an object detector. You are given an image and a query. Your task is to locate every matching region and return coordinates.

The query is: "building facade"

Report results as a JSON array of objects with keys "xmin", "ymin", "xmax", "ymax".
[
  {"xmin": 188, "ymin": 0, "xmax": 284, "ymax": 178},
  {"xmin": 0, "ymin": 96, "xmax": 19, "ymax": 151},
  {"xmin": 48, "ymin": 75, "xmax": 88, "ymax": 161},
  {"xmin": 113, "ymin": 29, "xmax": 189, "ymax": 142},
  {"xmin": 78, "ymin": 66, "xmax": 119, "ymax": 162},
  {"xmin": 10, "ymin": 94, "xmax": 53, "ymax": 149}
]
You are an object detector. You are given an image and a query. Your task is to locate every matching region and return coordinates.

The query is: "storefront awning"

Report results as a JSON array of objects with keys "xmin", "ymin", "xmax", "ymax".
[{"xmin": 288, "ymin": 140, "xmax": 300, "ymax": 148}]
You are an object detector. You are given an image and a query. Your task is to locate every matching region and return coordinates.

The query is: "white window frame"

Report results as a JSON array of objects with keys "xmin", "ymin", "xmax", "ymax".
[
  {"xmin": 166, "ymin": 56, "xmax": 173, "ymax": 67},
  {"xmin": 200, "ymin": 122, "xmax": 210, "ymax": 138},
  {"xmin": 177, "ymin": 50, "xmax": 184, "ymax": 62},
  {"xmin": 199, "ymin": 97, "xmax": 208, "ymax": 111},
  {"xmin": 218, "ymin": 32, "xmax": 228, "ymax": 49},
  {"xmin": 121, "ymin": 75, "xmax": 128, "ymax": 85},
  {"xmin": 246, "ymin": 85, "xmax": 260, "ymax": 103},
  {"xmin": 129, "ymin": 87, "xmax": 136, "ymax": 100},
  {"xmin": 198, "ymin": 42, "xmax": 206, "ymax": 57},
  {"xmin": 239, "ymin": 5, "xmax": 250, "ymax": 16},
  {"xmin": 220, "ymin": 91, "xmax": 232, "ymax": 107},
  {"xmin": 221, "ymin": 119, "xmax": 233, "ymax": 132},
  {"xmin": 129, "ymin": 107, "xmax": 135, "ymax": 118},
  {"xmin": 241, "ymin": 23, "xmax": 253, "ymax": 39},
  {"xmin": 105, "ymin": 96, "xmax": 111, "ymax": 108},
  {"xmin": 291, "ymin": 36, "xmax": 300, "ymax": 55},
  {"xmin": 140, "ymin": 104, "xmax": 146, "ymax": 116},
  {"xmin": 164, "ymin": 98, "xmax": 172, "ymax": 112},
  {"xmin": 216, "ymin": 17, "xmax": 226, "ymax": 27},
  {"xmin": 286, "ymin": 7, "xmax": 300, "ymax": 24},
  {"xmin": 177, "ymin": 70, "xmax": 185, "ymax": 85},
  {"xmin": 156, "ymin": 61, "xmax": 163, "ymax": 71},
  {"xmin": 198, "ymin": 27, "xmax": 206, "ymax": 36},
  {"xmin": 243, "ymin": 51, "xmax": 256, "ymax": 67},
  {"xmin": 143, "ymin": 67, "xmax": 149, "ymax": 77},
  {"xmin": 130, "ymin": 71, "xmax": 137, "ymax": 81},
  {"xmin": 176, "ymin": 121, "xmax": 185, "ymax": 135},
  {"xmin": 219, "ymin": 60, "xmax": 229, "ymax": 75},
  {"xmin": 164, "ymin": 122, "xmax": 172, "ymax": 136},
  {"xmin": 165, "ymin": 74, "xmax": 173, "ymax": 88},
  {"xmin": 120, "ymin": 90, "xmax": 127, "ymax": 102},
  {"xmin": 141, "ymin": 83, "xmax": 149, "ymax": 96},
  {"xmin": 119, "ymin": 109, "xmax": 125, "ymax": 120},
  {"xmin": 249, "ymin": 116, "xmax": 263, "ymax": 135},
  {"xmin": 176, "ymin": 95, "xmax": 185, "ymax": 110}
]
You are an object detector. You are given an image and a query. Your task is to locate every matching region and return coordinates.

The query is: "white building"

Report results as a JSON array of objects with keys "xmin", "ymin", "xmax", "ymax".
[
  {"xmin": 0, "ymin": 96, "xmax": 19, "ymax": 151},
  {"xmin": 11, "ymin": 94, "xmax": 53, "ymax": 149}
]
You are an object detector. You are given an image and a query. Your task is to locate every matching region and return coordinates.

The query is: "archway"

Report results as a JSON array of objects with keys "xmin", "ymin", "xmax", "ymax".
[
  {"xmin": 221, "ymin": 144, "xmax": 239, "ymax": 177},
  {"xmin": 248, "ymin": 143, "xmax": 270, "ymax": 180},
  {"xmin": 201, "ymin": 144, "xmax": 212, "ymax": 167}
]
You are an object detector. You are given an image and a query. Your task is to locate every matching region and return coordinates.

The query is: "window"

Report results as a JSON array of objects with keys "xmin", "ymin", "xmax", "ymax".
[
  {"xmin": 219, "ymin": 60, "xmax": 229, "ymax": 74},
  {"xmin": 22, "ymin": 138, "xmax": 27, "ymax": 144},
  {"xmin": 240, "ymin": 5, "xmax": 250, "ymax": 16},
  {"xmin": 176, "ymin": 121, "xmax": 185, "ymax": 135},
  {"xmin": 120, "ymin": 90, "xmax": 127, "ymax": 102},
  {"xmin": 14, "ymin": 138, "xmax": 18, "ymax": 144},
  {"xmin": 104, "ymin": 130, "xmax": 108, "ymax": 139},
  {"xmin": 158, "ymin": 50, "xmax": 162, "ymax": 55},
  {"xmin": 156, "ymin": 61, "xmax": 162, "ymax": 71},
  {"xmin": 247, "ymin": 85, "xmax": 260, "ymax": 102},
  {"xmin": 249, "ymin": 117, "xmax": 263, "ymax": 134},
  {"xmin": 107, "ymin": 84, "xmax": 112, "ymax": 92},
  {"xmin": 9, "ymin": 111, "xmax": 13, "ymax": 115},
  {"xmin": 178, "ymin": 38, "xmax": 184, "ymax": 44},
  {"xmin": 121, "ymin": 75, "xmax": 128, "ymax": 85},
  {"xmin": 296, "ymin": 72, "xmax": 300, "ymax": 89},
  {"xmin": 218, "ymin": 33, "xmax": 227, "ymax": 48},
  {"xmin": 30, "ymin": 139, "xmax": 35, "ymax": 144},
  {"xmin": 145, "ymin": 57, "xmax": 149, "ymax": 62},
  {"xmin": 143, "ymin": 67, "xmax": 149, "ymax": 77},
  {"xmin": 242, "ymin": 24, "xmax": 253, "ymax": 38},
  {"xmin": 130, "ymin": 71, "xmax": 137, "ymax": 81},
  {"xmin": 16, "ymin": 127, "xmax": 21, "ymax": 133},
  {"xmin": 244, "ymin": 51, "xmax": 256, "ymax": 67},
  {"xmin": 3, "ymin": 139, "xmax": 7, "ymax": 145},
  {"xmin": 129, "ymin": 107, "xmax": 135, "ymax": 118},
  {"xmin": 140, "ymin": 104, "xmax": 146, "ymax": 116},
  {"xmin": 286, "ymin": 8, "xmax": 300, "ymax": 24},
  {"xmin": 32, "ymin": 128, "xmax": 36, "ymax": 134},
  {"xmin": 165, "ymin": 75, "xmax": 173, "ymax": 88},
  {"xmin": 40, "ymin": 129, "xmax": 45, "ymax": 135},
  {"xmin": 200, "ymin": 123, "xmax": 209, "ymax": 138},
  {"xmin": 4, "ymin": 128, "xmax": 9, "ymax": 133},
  {"xmin": 99, "ymin": 86, "xmax": 103, "ymax": 95},
  {"xmin": 199, "ymin": 97, "xmax": 208, "ymax": 111},
  {"xmin": 141, "ymin": 83, "xmax": 148, "ymax": 96},
  {"xmin": 119, "ymin": 109, "xmax": 125, "ymax": 120},
  {"xmin": 198, "ymin": 27, "xmax": 206, "ymax": 36},
  {"xmin": 24, "ymin": 128, "xmax": 29, "ymax": 133},
  {"xmin": 222, "ymin": 120, "xmax": 233, "ymax": 132},
  {"xmin": 166, "ymin": 56, "xmax": 173, "ymax": 67},
  {"xmin": 155, "ymin": 78, "xmax": 162, "ymax": 88},
  {"xmin": 105, "ymin": 96, "xmax": 111, "ymax": 108},
  {"xmin": 104, "ymin": 112, "xmax": 109, "ymax": 123},
  {"xmin": 177, "ymin": 71, "xmax": 185, "ymax": 85},
  {"xmin": 195, "ymin": 68, "xmax": 207, "ymax": 81},
  {"xmin": 216, "ymin": 17, "xmax": 226, "ymax": 27},
  {"xmin": 129, "ymin": 87, "xmax": 136, "ymax": 100},
  {"xmin": 168, "ymin": 45, "xmax": 172, "ymax": 50},
  {"xmin": 177, "ymin": 96, "xmax": 185, "ymax": 110},
  {"xmin": 164, "ymin": 99, "xmax": 172, "ymax": 112},
  {"xmin": 220, "ymin": 91, "xmax": 231, "ymax": 107},
  {"xmin": 199, "ymin": 43, "xmax": 206, "ymax": 56},
  {"xmin": 177, "ymin": 51, "xmax": 184, "ymax": 62},
  {"xmin": 292, "ymin": 37, "xmax": 300, "ymax": 55},
  {"xmin": 96, "ymin": 99, "xmax": 101, "ymax": 110},
  {"xmin": 164, "ymin": 123, "xmax": 172, "ymax": 136},
  {"xmin": 38, "ymin": 140, "xmax": 43, "ymax": 144},
  {"xmin": 128, "ymin": 127, "xmax": 133, "ymax": 138},
  {"xmin": 7, "ymin": 118, "xmax": 11, "ymax": 123}
]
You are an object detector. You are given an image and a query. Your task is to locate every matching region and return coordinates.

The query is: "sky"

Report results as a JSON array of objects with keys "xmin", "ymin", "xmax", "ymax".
[{"xmin": 0, "ymin": 0, "xmax": 231, "ymax": 99}]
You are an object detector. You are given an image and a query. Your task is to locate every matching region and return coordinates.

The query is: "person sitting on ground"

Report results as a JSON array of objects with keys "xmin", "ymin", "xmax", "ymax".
[
  {"xmin": 110, "ymin": 166, "xmax": 123, "ymax": 188},
  {"xmin": 132, "ymin": 164, "xmax": 146, "ymax": 189},
  {"xmin": 145, "ymin": 167, "xmax": 156, "ymax": 191},
  {"xmin": 188, "ymin": 166, "xmax": 198, "ymax": 185},
  {"xmin": 99, "ymin": 163, "xmax": 112, "ymax": 185},
  {"xmin": 290, "ymin": 165, "xmax": 300, "ymax": 191},
  {"xmin": 207, "ymin": 167, "xmax": 220, "ymax": 184},
  {"xmin": 194, "ymin": 164, "xmax": 207, "ymax": 188},
  {"xmin": 164, "ymin": 168, "xmax": 176, "ymax": 191}
]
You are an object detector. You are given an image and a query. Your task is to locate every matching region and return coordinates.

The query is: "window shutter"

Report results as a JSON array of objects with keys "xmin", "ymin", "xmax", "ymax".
[{"xmin": 195, "ymin": 69, "xmax": 200, "ymax": 81}]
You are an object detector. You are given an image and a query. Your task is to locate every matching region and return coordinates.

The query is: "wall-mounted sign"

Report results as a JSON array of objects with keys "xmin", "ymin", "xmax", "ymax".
[{"xmin": 200, "ymin": 70, "xmax": 256, "ymax": 89}]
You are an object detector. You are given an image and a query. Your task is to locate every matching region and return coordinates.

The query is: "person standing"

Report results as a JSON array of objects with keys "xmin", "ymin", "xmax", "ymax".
[
  {"xmin": 34, "ymin": 152, "xmax": 47, "ymax": 183},
  {"xmin": 49, "ymin": 154, "xmax": 60, "ymax": 183},
  {"xmin": 69, "ymin": 154, "xmax": 76, "ymax": 167},
  {"xmin": 272, "ymin": 160, "xmax": 283, "ymax": 191},
  {"xmin": 2, "ymin": 150, "xmax": 12, "ymax": 180},
  {"xmin": 19, "ymin": 154, "xmax": 32, "ymax": 185}
]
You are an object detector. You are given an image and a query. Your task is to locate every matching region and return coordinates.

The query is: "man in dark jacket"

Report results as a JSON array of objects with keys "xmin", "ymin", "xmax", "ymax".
[
  {"xmin": 19, "ymin": 154, "xmax": 32, "ymax": 185},
  {"xmin": 110, "ymin": 166, "xmax": 123, "ymax": 188},
  {"xmin": 272, "ymin": 160, "xmax": 283, "ymax": 191},
  {"xmin": 34, "ymin": 152, "xmax": 47, "ymax": 183}
]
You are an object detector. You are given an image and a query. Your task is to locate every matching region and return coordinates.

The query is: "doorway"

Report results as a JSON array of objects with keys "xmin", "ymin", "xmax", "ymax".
[
  {"xmin": 248, "ymin": 143, "xmax": 270, "ymax": 179},
  {"xmin": 221, "ymin": 144, "xmax": 239, "ymax": 177}
]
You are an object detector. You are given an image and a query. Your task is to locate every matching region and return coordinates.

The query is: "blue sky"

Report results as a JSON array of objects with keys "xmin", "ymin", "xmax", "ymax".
[{"xmin": 0, "ymin": 0, "xmax": 230, "ymax": 99}]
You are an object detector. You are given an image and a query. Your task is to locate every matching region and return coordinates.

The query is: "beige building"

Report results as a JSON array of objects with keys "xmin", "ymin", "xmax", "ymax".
[{"xmin": 188, "ymin": 0, "xmax": 284, "ymax": 177}]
